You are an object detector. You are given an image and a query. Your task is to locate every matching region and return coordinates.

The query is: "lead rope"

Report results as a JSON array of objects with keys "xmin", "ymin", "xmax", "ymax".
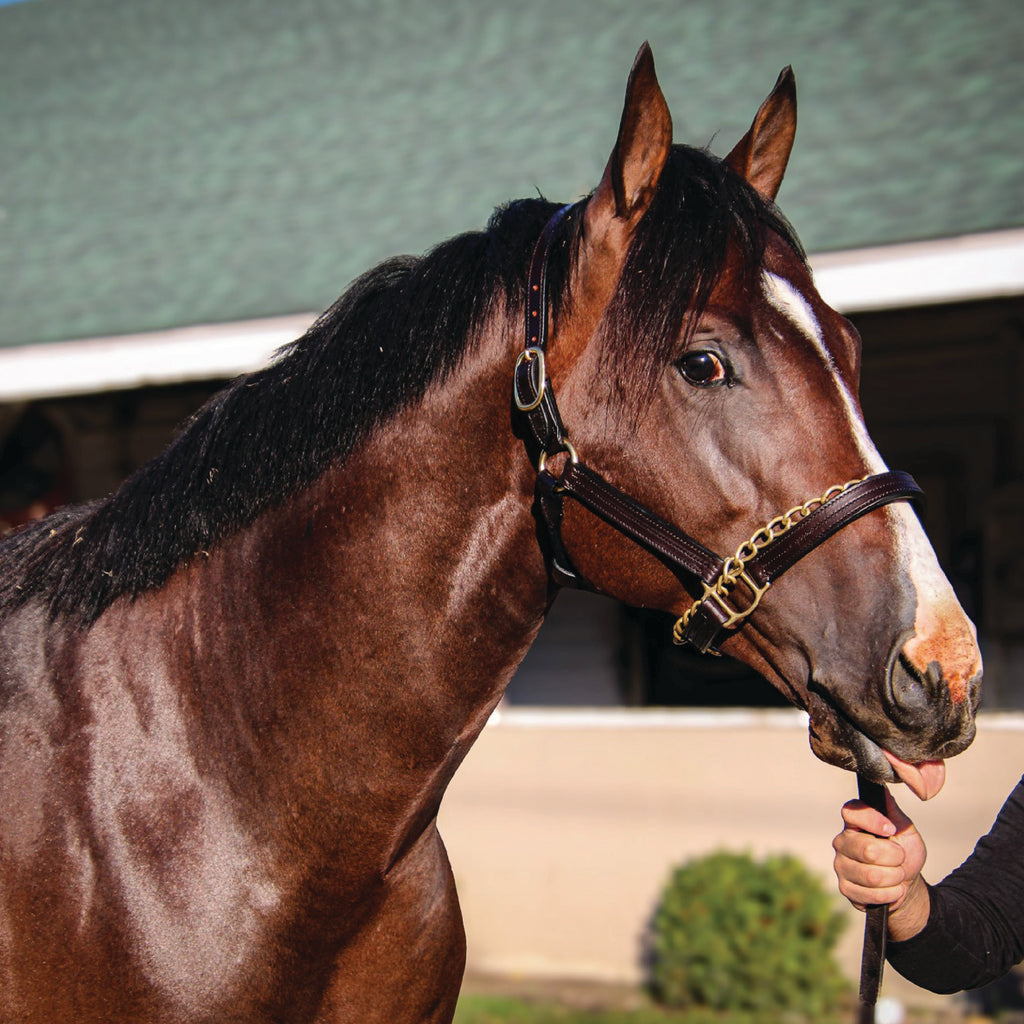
[{"xmin": 857, "ymin": 776, "xmax": 890, "ymax": 1024}]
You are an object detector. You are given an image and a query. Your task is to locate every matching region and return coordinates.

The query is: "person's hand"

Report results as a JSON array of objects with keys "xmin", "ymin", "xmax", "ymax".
[{"xmin": 832, "ymin": 790, "xmax": 931, "ymax": 941}]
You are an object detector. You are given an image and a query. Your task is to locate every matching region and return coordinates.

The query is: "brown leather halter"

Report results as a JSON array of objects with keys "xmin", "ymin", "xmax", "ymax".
[
  {"xmin": 513, "ymin": 204, "xmax": 924, "ymax": 655},
  {"xmin": 515, "ymin": 203, "xmax": 903, "ymax": 1023}
]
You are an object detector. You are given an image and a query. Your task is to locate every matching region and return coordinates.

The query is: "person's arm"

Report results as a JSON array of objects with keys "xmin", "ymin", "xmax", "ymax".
[
  {"xmin": 894, "ymin": 777, "xmax": 1024, "ymax": 993},
  {"xmin": 834, "ymin": 777, "xmax": 1024, "ymax": 994}
]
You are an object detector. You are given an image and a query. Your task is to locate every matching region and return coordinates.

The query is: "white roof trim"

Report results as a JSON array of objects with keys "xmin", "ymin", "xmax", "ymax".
[
  {"xmin": 0, "ymin": 314, "xmax": 316, "ymax": 403},
  {"xmin": 0, "ymin": 229, "xmax": 1021, "ymax": 403},
  {"xmin": 811, "ymin": 227, "xmax": 1024, "ymax": 313}
]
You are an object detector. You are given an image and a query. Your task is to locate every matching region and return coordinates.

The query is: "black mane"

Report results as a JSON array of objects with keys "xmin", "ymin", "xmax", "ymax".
[
  {"xmin": 0, "ymin": 145, "xmax": 802, "ymax": 624},
  {"xmin": 0, "ymin": 198, "xmax": 569, "ymax": 623}
]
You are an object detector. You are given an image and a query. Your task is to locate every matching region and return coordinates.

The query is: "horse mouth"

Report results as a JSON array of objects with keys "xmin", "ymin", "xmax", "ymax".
[{"xmin": 806, "ymin": 686, "xmax": 949, "ymax": 801}]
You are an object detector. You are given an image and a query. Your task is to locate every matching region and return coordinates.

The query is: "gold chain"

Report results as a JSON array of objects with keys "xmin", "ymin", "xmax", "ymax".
[{"xmin": 672, "ymin": 476, "xmax": 867, "ymax": 645}]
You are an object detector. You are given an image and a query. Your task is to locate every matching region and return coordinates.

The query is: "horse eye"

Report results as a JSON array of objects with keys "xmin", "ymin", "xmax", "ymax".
[{"xmin": 677, "ymin": 350, "xmax": 727, "ymax": 387}]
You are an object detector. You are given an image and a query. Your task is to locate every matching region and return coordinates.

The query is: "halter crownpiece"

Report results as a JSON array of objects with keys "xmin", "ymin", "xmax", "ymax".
[{"xmin": 513, "ymin": 205, "xmax": 924, "ymax": 655}]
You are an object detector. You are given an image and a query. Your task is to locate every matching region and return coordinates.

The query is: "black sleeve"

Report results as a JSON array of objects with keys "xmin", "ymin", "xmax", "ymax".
[{"xmin": 886, "ymin": 776, "xmax": 1024, "ymax": 993}]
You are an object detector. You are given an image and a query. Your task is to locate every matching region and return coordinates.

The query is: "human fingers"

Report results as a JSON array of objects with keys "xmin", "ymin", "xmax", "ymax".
[
  {"xmin": 883, "ymin": 790, "xmax": 928, "ymax": 880},
  {"xmin": 832, "ymin": 838, "xmax": 909, "ymax": 911},
  {"xmin": 832, "ymin": 813, "xmax": 911, "ymax": 909},
  {"xmin": 833, "ymin": 825, "xmax": 906, "ymax": 871},
  {"xmin": 840, "ymin": 798, "xmax": 896, "ymax": 838},
  {"xmin": 834, "ymin": 862, "xmax": 908, "ymax": 910}
]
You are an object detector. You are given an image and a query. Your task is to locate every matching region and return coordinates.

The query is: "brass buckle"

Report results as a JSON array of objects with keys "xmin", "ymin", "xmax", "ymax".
[
  {"xmin": 513, "ymin": 347, "xmax": 546, "ymax": 412},
  {"xmin": 702, "ymin": 568, "xmax": 771, "ymax": 630},
  {"xmin": 672, "ymin": 568, "xmax": 770, "ymax": 646}
]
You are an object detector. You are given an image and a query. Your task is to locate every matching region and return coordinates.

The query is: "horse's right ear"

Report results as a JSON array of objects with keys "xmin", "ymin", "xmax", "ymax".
[
  {"xmin": 551, "ymin": 44, "xmax": 671, "ymax": 373},
  {"xmin": 584, "ymin": 42, "xmax": 673, "ymax": 245}
]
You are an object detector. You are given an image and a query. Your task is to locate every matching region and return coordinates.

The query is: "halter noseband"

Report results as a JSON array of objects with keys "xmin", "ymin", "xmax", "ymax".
[{"xmin": 513, "ymin": 205, "xmax": 924, "ymax": 654}]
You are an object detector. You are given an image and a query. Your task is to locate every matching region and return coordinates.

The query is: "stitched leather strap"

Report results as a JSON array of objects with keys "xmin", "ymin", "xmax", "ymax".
[
  {"xmin": 748, "ymin": 471, "xmax": 923, "ymax": 584},
  {"xmin": 515, "ymin": 205, "xmax": 574, "ymax": 454},
  {"xmin": 679, "ymin": 470, "xmax": 924, "ymax": 652},
  {"xmin": 543, "ymin": 461, "xmax": 923, "ymax": 652},
  {"xmin": 857, "ymin": 777, "xmax": 890, "ymax": 1023},
  {"xmin": 547, "ymin": 462, "xmax": 724, "ymax": 584}
]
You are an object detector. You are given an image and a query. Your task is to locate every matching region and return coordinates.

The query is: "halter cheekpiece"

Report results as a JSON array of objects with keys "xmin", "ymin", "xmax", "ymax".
[{"xmin": 513, "ymin": 204, "xmax": 924, "ymax": 654}]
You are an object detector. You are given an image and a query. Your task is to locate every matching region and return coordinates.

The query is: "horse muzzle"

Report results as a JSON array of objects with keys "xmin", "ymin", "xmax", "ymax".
[{"xmin": 807, "ymin": 632, "xmax": 982, "ymax": 798}]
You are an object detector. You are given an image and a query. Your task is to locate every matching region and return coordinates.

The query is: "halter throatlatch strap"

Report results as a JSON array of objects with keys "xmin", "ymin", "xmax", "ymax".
[{"xmin": 512, "ymin": 206, "xmax": 925, "ymax": 654}]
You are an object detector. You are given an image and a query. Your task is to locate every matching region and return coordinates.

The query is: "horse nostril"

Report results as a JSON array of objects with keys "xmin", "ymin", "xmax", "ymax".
[
  {"xmin": 965, "ymin": 667, "xmax": 984, "ymax": 713},
  {"xmin": 882, "ymin": 635, "xmax": 982, "ymax": 759},
  {"xmin": 974, "ymin": 670, "xmax": 983, "ymax": 703},
  {"xmin": 887, "ymin": 653, "xmax": 940, "ymax": 725}
]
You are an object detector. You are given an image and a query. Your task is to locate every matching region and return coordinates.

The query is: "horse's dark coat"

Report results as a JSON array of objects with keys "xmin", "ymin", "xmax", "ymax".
[{"xmin": 0, "ymin": 45, "xmax": 980, "ymax": 1024}]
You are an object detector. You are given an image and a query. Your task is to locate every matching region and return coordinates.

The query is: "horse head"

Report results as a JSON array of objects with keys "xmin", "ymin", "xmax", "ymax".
[{"xmin": 525, "ymin": 44, "xmax": 982, "ymax": 798}]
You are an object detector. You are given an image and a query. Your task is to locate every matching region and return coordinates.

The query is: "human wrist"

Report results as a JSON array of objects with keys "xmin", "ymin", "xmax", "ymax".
[{"xmin": 887, "ymin": 877, "xmax": 930, "ymax": 942}]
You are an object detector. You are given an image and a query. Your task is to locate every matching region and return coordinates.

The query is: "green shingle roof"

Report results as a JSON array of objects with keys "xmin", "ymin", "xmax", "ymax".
[{"xmin": 3, "ymin": 0, "xmax": 1022, "ymax": 350}]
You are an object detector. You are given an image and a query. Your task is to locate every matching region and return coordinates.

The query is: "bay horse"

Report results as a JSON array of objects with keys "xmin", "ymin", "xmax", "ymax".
[{"xmin": 0, "ymin": 44, "xmax": 981, "ymax": 1023}]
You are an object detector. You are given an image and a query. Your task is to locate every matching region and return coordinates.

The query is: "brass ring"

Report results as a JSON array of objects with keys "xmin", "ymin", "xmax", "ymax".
[
  {"xmin": 513, "ymin": 347, "xmax": 547, "ymax": 412},
  {"xmin": 537, "ymin": 437, "xmax": 580, "ymax": 476}
]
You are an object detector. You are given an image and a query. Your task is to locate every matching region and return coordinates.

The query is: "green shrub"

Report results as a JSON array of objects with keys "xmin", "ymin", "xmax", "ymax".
[{"xmin": 647, "ymin": 849, "xmax": 849, "ymax": 1016}]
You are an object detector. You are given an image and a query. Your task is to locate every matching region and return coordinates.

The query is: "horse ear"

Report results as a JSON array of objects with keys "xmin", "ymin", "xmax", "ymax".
[
  {"xmin": 724, "ymin": 67, "xmax": 797, "ymax": 202},
  {"xmin": 584, "ymin": 42, "xmax": 673, "ymax": 240}
]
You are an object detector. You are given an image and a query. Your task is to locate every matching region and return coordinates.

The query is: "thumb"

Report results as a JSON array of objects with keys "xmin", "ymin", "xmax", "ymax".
[{"xmin": 885, "ymin": 790, "xmax": 917, "ymax": 835}]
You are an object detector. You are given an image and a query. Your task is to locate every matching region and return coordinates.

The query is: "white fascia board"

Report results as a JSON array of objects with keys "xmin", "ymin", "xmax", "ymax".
[
  {"xmin": 0, "ymin": 314, "xmax": 316, "ymax": 403},
  {"xmin": 810, "ymin": 227, "xmax": 1024, "ymax": 314},
  {"xmin": 1, "ymin": 229, "xmax": 1022, "ymax": 403}
]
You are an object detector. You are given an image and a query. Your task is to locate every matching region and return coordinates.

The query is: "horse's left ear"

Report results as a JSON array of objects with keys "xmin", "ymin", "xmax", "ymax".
[
  {"xmin": 584, "ymin": 42, "xmax": 673, "ymax": 244},
  {"xmin": 725, "ymin": 67, "xmax": 797, "ymax": 202}
]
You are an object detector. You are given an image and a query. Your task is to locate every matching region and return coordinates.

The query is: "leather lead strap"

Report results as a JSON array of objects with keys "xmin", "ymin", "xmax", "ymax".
[{"xmin": 857, "ymin": 776, "xmax": 890, "ymax": 1024}]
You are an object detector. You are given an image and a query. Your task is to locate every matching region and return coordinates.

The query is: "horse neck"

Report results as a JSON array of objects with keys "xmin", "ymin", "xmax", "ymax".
[
  {"xmin": 277, "ymin": 338, "xmax": 552, "ymax": 707},
  {"xmin": 143, "ymin": 318, "xmax": 549, "ymax": 868}
]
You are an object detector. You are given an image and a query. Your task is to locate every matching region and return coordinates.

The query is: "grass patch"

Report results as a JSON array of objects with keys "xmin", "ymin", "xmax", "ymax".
[{"xmin": 453, "ymin": 993, "xmax": 850, "ymax": 1024}]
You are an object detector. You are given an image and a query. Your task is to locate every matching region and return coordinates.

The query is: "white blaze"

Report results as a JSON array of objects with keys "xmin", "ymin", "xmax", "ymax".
[
  {"xmin": 763, "ymin": 272, "xmax": 886, "ymax": 474},
  {"xmin": 761, "ymin": 273, "xmax": 979, "ymax": 693}
]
